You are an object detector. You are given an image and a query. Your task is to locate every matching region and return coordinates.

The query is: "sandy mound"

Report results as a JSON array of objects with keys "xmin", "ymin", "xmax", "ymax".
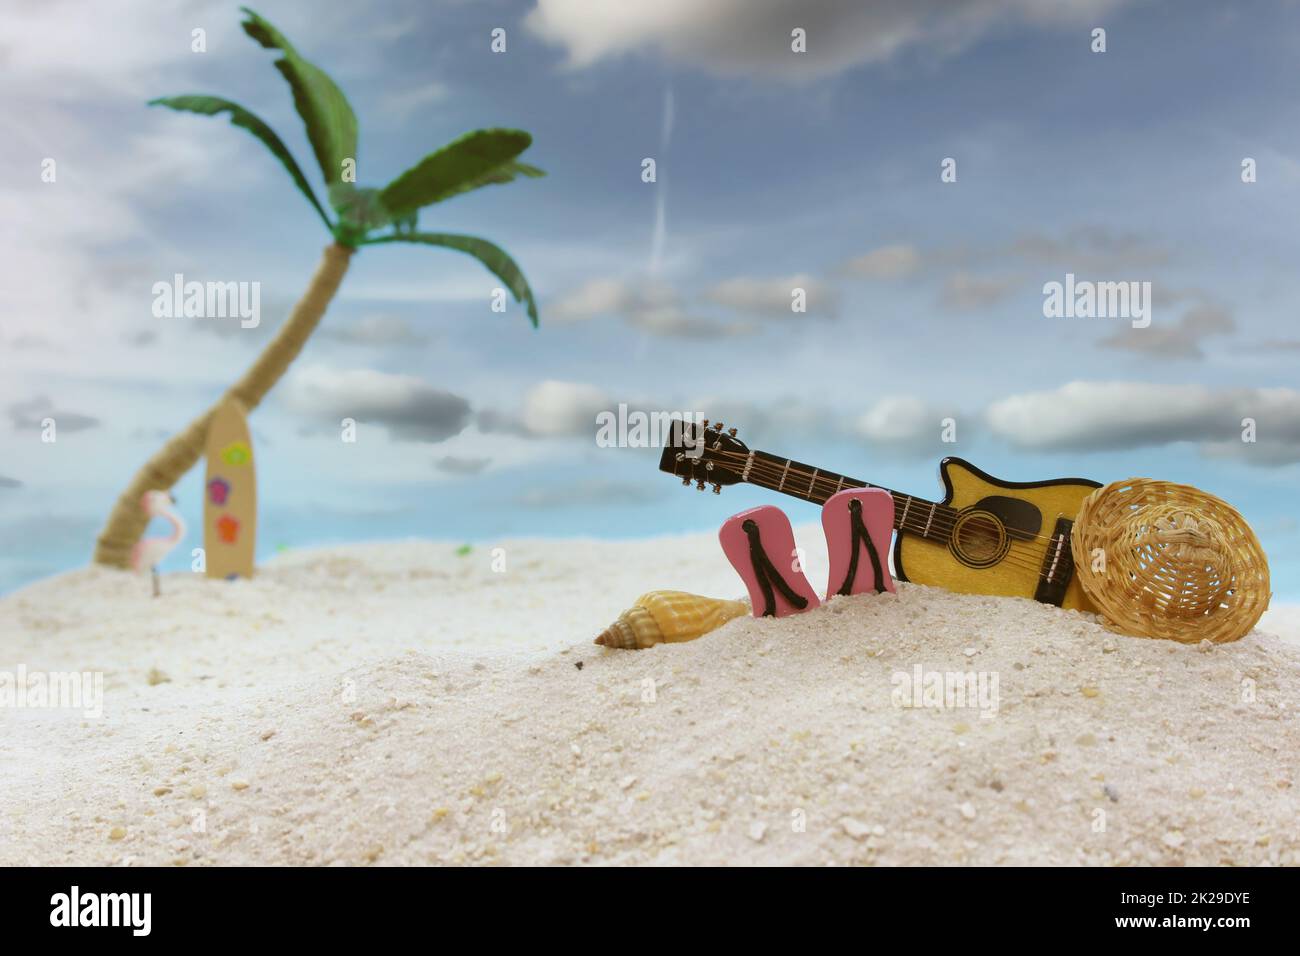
[{"xmin": 1, "ymin": 531, "xmax": 1297, "ymax": 866}]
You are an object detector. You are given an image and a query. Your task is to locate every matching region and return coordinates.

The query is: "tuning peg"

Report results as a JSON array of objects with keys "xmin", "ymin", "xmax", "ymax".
[
  {"xmin": 701, "ymin": 419, "xmax": 709, "ymax": 429},
  {"xmin": 711, "ymin": 483, "xmax": 721, "ymax": 494},
  {"xmin": 713, "ymin": 422, "xmax": 724, "ymax": 433},
  {"xmin": 728, "ymin": 427, "xmax": 737, "ymax": 437},
  {"xmin": 696, "ymin": 479, "xmax": 706, "ymax": 491},
  {"xmin": 681, "ymin": 476, "xmax": 691, "ymax": 486}
]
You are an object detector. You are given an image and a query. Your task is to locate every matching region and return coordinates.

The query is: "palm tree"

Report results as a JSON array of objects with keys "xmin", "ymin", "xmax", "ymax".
[{"xmin": 94, "ymin": 7, "xmax": 542, "ymax": 568}]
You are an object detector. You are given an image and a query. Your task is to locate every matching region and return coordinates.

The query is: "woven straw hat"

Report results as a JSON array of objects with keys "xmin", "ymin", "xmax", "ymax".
[{"xmin": 1071, "ymin": 478, "xmax": 1270, "ymax": 644}]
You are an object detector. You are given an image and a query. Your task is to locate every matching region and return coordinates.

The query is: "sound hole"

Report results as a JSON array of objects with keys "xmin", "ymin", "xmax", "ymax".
[{"xmin": 949, "ymin": 509, "xmax": 1010, "ymax": 568}]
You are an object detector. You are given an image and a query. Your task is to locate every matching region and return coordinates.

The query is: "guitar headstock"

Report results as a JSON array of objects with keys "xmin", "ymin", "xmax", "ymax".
[{"xmin": 657, "ymin": 418, "xmax": 750, "ymax": 494}]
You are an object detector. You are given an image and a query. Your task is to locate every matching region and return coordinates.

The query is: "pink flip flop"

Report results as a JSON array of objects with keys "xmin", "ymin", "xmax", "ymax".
[
  {"xmin": 719, "ymin": 506, "xmax": 821, "ymax": 618},
  {"xmin": 822, "ymin": 489, "xmax": 896, "ymax": 597}
]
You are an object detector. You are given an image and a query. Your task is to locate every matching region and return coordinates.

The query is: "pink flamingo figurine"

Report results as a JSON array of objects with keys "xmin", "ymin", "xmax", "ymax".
[{"xmin": 131, "ymin": 490, "xmax": 185, "ymax": 597}]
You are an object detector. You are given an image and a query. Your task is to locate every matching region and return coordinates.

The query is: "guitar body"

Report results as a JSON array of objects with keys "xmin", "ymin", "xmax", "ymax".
[{"xmin": 894, "ymin": 457, "xmax": 1100, "ymax": 611}]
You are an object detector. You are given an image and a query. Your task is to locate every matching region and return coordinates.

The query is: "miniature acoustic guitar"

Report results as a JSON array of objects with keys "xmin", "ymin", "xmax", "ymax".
[{"xmin": 659, "ymin": 419, "xmax": 1101, "ymax": 612}]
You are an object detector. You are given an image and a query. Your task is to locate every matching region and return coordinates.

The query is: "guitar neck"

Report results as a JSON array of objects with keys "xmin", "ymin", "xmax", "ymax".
[{"xmin": 742, "ymin": 448, "xmax": 953, "ymax": 542}]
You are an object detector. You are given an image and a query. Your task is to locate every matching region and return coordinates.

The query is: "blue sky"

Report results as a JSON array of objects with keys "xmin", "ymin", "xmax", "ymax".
[{"xmin": 1, "ymin": 0, "xmax": 1298, "ymax": 596}]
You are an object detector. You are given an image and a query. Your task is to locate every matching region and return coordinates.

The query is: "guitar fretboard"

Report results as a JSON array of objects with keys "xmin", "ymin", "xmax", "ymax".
[{"xmin": 743, "ymin": 449, "xmax": 958, "ymax": 543}]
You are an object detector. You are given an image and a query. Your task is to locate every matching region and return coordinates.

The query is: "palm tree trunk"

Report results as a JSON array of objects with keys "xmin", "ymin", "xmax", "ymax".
[{"xmin": 93, "ymin": 243, "xmax": 354, "ymax": 568}]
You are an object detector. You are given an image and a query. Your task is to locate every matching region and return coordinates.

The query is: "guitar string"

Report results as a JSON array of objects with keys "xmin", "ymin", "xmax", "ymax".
[
  {"xmin": 732, "ymin": 463, "xmax": 1062, "ymax": 578},
  {"xmin": 716, "ymin": 454, "xmax": 1072, "ymax": 576},
  {"xmin": 698, "ymin": 446, "xmax": 1073, "ymax": 550},
  {"xmin": 670, "ymin": 429, "xmax": 1081, "ymax": 553},
  {"xmin": 701, "ymin": 447, "xmax": 1075, "ymax": 555},
  {"xmin": 733, "ymin": 457, "xmax": 1031, "ymax": 546},
  {"xmin": 676, "ymin": 459, "xmax": 1069, "ymax": 582},
  {"xmin": 719, "ymin": 458, "xmax": 1069, "ymax": 579},
  {"xmin": 680, "ymin": 449, "xmax": 1075, "ymax": 578}
]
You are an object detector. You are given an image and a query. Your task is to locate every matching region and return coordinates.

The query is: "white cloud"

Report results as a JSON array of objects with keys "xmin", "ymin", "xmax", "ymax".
[
  {"xmin": 683, "ymin": 394, "xmax": 839, "ymax": 451},
  {"xmin": 988, "ymin": 381, "xmax": 1219, "ymax": 451},
  {"xmin": 856, "ymin": 395, "xmax": 959, "ymax": 456},
  {"xmin": 283, "ymin": 366, "xmax": 472, "ymax": 442},
  {"xmin": 1099, "ymin": 304, "xmax": 1235, "ymax": 361},
  {"xmin": 0, "ymin": 0, "xmax": 232, "ymax": 97},
  {"xmin": 859, "ymin": 396, "xmax": 934, "ymax": 442},
  {"xmin": 1010, "ymin": 227, "xmax": 1170, "ymax": 272},
  {"xmin": 627, "ymin": 307, "xmax": 755, "ymax": 339},
  {"xmin": 704, "ymin": 273, "xmax": 838, "ymax": 318},
  {"xmin": 505, "ymin": 379, "xmax": 1300, "ymax": 470},
  {"xmin": 322, "ymin": 315, "xmax": 429, "ymax": 346},
  {"xmin": 434, "ymin": 455, "xmax": 491, "ymax": 476},
  {"xmin": 843, "ymin": 243, "xmax": 921, "ymax": 280},
  {"xmin": 547, "ymin": 277, "xmax": 673, "ymax": 322},
  {"xmin": 520, "ymin": 380, "xmax": 612, "ymax": 437},
  {"xmin": 986, "ymin": 381, "xmax": 1300, "ymax": 464},
  {"xmin": 8, "ymin": 396, "xmax": 100, "ymax": 433},
  {"xmin": 676, "ymin": 392, "xmax": 963, "ymax": 460},
  {"xmin": 379, "ymin": 82, "xmax": 450, "ymax": 119},
  {"xmin": 526, "ymin": 0, "xmax": 1129, "ymax": 80},
  {"xmin": 547, "ymin": 276, "xmax": 772, "ymax": 336},
  {"xmin": 939, "ymin": 272, "xmax": 1020, "ymax": 310}
]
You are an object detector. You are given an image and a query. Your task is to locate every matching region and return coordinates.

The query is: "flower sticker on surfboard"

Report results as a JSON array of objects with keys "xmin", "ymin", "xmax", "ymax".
[
  {"xmin": 216, "ymin": 513, "xmax": 240, "ymax": 544},
  {"xmin": 207, "ymin": 477, "xmax": 231, "ymax": 506},
  {"xmin": 220, "ymin": 441, "xmax": 252, "ymax": 466}
]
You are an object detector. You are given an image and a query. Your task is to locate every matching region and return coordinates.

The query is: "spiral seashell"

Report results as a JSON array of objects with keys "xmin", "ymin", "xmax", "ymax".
[{"xmin": 594, "ymin": 590, "xmax": 749, "ymax": 650}]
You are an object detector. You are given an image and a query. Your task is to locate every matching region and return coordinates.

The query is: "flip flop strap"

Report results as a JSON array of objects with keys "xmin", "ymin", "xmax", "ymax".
[
  {"xmin": 837, "ymin": 498, "xmax": 885, "ymax": 596},
  {"xmin": 742, "ymin": 519, "xmax": 809, "ymax": 617}
]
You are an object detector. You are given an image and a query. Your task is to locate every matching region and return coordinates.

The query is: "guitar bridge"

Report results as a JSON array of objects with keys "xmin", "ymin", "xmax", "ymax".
[{"xmin": 1033, "ymin": 517, "xmax": 1075, "ymax": 607}]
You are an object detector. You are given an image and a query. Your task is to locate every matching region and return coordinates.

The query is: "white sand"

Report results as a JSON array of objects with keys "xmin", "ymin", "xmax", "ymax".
[{"xmin": 1, "ymin": 526, "xmax": 1297, "ymax": 866}]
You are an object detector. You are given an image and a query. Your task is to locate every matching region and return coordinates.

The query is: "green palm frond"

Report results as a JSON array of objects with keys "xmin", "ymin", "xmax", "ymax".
[
  {"xmin": 438, "ymin": 160, "xmax": 546, "ymax": 204},
  {"xmin": 365, "ymin": 232, "xmax": 538, "ymax": 327},
  {"xmin": 240, "ymin": 7, "xmax": 358, "ymax": 187},
  {"xmin": 379, "ymin": 129, "xmax": 534, "ymax": 217},
  {"xmin": 149, "ymin": 95, "xmax": 331, "ymax": 230}
]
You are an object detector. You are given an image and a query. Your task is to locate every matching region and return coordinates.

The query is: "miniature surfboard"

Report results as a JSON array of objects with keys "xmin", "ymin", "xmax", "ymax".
[{"xmin": 203, "ymin": 398, "xmax": 256, "ymax": 579}]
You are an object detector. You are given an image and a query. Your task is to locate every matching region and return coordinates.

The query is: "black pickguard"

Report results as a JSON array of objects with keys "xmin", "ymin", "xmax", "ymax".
[
  {"xmin": 893, "ymin": 457, "xmax": 1102, "ymax": 603},
  {"xmin": 974, "ymin": 495, "xmax": 1042, "ymax": 541}
]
